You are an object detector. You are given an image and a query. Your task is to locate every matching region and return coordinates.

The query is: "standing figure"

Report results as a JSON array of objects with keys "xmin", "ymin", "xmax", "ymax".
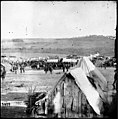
[
  {"xmin": 13, "ymin": 63, "xmax": 18, "ymax": 74},
  {"xmin": 62, "ymin": 63, "xmax": 65, "ymax": 72},
  {"xmin": 10, "ymin": 63, "xmax": 14, "ymax": 72},
  {"xmin": 13, "ymin": 63, "xmax": 15, "ymax": 72},
  {"xmin": 49, "ymin": 65, "xmax": 53, "ymax": 74},
  {"xmin": 65, "ymin": 63, "xmax": 69, "ymax": 72},
  {"xmin": 20, "ymin": 63, "xmax": 25, "ymax": 73},
  {"xmin": 44, "ymin": 64, "xmax": 48, "ymax": 74},
  {"xmin": 103, "ymin": 62, "xmax": 107, "ymax": 69}
]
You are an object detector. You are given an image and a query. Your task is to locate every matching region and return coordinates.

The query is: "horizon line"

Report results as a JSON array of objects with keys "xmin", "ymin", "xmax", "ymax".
[{"xmin": 1, "ymin": 35, "xmax": 116, "ymax": 40}]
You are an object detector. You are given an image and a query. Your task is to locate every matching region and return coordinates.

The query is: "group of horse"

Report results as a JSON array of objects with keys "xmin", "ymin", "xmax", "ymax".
[
  {"xmin": 28, "ymin": 59, "xmax": 77, "ymax": 72},
  {"xmin": 29, "ymin": 56, "xmax": 116, "ymax": 72}
]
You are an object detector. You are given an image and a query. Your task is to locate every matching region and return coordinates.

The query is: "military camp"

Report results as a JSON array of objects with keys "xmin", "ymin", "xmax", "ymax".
[{"xmin": 1, "ymin": 1, "xmax": 116, "ymax": 118}]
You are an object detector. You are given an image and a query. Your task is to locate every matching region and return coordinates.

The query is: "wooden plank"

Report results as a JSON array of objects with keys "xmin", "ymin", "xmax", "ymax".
[
  {"xmin": 81, "ymin": 93, "xmax": 84, "ymax": 117},
  {"xmin": 87, "ymin": 102, "xmax": 91, "ymax": 117},
  {"xmin": 64, "ymin": 100, "xmax": 66, "ymax": 118},
  {"xmin": 81, "ymin": 93, "xmax": 87, "ymax": 117},
  {"xmin": 78, "ymin": 91, "xmax": 82, "ymax": 117}
]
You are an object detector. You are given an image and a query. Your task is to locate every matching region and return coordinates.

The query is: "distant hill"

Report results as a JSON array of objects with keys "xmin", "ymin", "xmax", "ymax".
[{"xmin": 1, "ymin": 35, "xmax": 115, "ymax": 57}]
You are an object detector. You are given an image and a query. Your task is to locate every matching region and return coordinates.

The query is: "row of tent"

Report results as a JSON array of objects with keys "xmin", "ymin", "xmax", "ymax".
[
  {"xmin": 1, "ymin": 52, "xmax": 109, "ymax": 65},
  {"xmin": 1, "ymin": 55, "xmax": 79, "ymax": 63},
  {"xmin": 46, "ymin": 58, "xmax": 78, "ymax": 63},
  {"xmin": 1, "ymin": 56, "xmax": 25, "ymax": 64},
  {"xmin": 34, "ymin": 56, "xmax": 108, "ymax": 118}
]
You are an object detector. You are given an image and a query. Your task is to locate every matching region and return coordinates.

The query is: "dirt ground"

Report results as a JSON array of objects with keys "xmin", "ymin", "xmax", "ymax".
[{"xmin": 1, "ymin": 65, "xmax": 116, "ymax": 118}]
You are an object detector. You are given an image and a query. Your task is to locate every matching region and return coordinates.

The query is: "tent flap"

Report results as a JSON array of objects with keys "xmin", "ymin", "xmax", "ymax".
[
  {"xmin": 70, "ymin": 68, "xmax": 102, "ymax": 115},
  {"xmin": 78, "ymin": 57, "xmax": 107, "ymax": 91}
]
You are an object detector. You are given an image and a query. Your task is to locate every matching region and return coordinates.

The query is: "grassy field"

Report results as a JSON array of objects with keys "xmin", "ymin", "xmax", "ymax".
[
  {"xmin": 1, "ymin": 66, "xmax": 115, "ymax": 118},
  {"xmin": 1, "ymin": 35, "xmax": 115, "ymax": 58}
]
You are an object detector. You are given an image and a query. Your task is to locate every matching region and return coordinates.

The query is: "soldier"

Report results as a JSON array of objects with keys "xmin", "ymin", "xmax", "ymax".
[
  {"xmin": 62, "ymin": 63, "xmax": 65, "ymax": 72},
  {"xmin": 49, "ymin": 65, "xmax": 53, "ymax": 74},
  {"xmin": 44, "ymin": 64, "xmax": 48, "ymax": 74},
  {"xmin": 20, "ymin": 63, "xmax": 25, "ymax": 73},
  {"xmin": 14, "ymin": 64, "xmax": 18, "ymax": 74},
  {"xmin": 13, "ymin": 63, "xmax": 15, "ymax": 72},
  {"xmin": 11, "ymin": 63, "xmax": 14, "ymax": 72},
  {"xmin": 65, "ymin": 63, "xmax": 70, "ymax": 72},
  {"xmin": 103, "ymin": 62, "xmax": 107, "ymax": 69}
]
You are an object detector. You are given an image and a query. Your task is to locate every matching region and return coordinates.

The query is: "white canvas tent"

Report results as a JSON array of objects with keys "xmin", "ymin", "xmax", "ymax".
[
  {"xmin": 62, "ymin": 58, "xmax": 77, "ymax": 63},
  {"xmin": 49, "ymin": 67, "xmax": 107, "ymax": 116},
  {"xmin": 47, "ymin": 59, "xmax": 59, "ymax": 63}
]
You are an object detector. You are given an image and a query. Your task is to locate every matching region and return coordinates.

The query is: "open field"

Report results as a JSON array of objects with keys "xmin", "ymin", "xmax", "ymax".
[
  {"xmin": 1, "ymin": 66, "xmax": 116, "ymax": 118},
  {"xmin": 1, "ymin": 35, "xmax": 115, "ymax": 58}
]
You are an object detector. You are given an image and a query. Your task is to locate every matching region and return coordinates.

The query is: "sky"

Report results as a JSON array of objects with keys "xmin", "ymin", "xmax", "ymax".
[{"xmin": 1, "ymin": 1, "xmax": 117, "ymax": 39}]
